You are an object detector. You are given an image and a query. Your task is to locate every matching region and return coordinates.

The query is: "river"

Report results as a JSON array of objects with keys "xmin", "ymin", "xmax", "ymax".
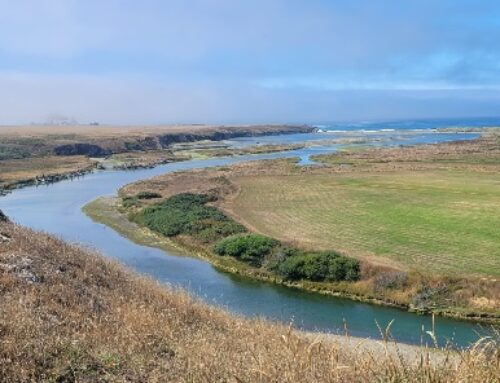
[{"xmin": 0, "ymin": 130, "xmax": 491, "ymax": 348}]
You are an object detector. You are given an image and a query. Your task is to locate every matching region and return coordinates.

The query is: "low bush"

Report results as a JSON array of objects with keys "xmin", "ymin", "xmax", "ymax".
[
  {"xmin": 373, "ymin": 271, "xmax": 408, "ymax": 291},
  {"xmin": 122, "ymin": 196, "xmax": 140, "ymax": 208},
  {"xmin": 277, "ymin": 251, "xmax": 360, "ymax": 282},
  {"xmin": 135, "ymin": 193, "xmax": 246, "ymax": 242},
  {"xmin": 412, "ymin": 284, "xmax": 449, "ymax": 309},
  {"xmin": 0, "ymin": 145, "xmax": 31, "ymax": 160},
  {"xmin": 133, "ymin": 193, "xmax": 360, "ymax": 280},
  {"xmin": 137, "ymin": 191, "xmax": 162, "ymax": 199},
  {"xmin": 213, "ymin": 234, "xmax": 279, "ymax": 266}
]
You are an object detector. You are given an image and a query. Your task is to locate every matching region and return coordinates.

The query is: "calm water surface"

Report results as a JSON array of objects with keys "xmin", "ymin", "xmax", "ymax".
[{"xmin": 1, "ymin": 131, "xmax": 491, "ymax": 347}]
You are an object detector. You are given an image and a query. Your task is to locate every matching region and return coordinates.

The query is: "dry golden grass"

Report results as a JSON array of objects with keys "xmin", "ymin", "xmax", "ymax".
[
  {"xmin": 0, "ymin": 124, "xmax": 307, "ymax": 137},
  {"xmin": 0, "ymin": 220, "xmax": 498, "ymax": 382},
  {"xmin": 0, "ymin": 155, "xmax": 95, "ymax": 188}
]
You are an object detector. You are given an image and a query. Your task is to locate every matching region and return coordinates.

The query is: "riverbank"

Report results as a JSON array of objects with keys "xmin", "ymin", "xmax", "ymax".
[
  {"xmin": 0, "ymin": 124, "xmax": 313, "ymax": 190},
  {"xmin": 0, "ymin": 155, "xmax": 97, "ymax": 194},
  {"xmin": 84, "ymin": 193, "xmax": 499, "ymax": 324},
  {"xmin": 0, "ymin": 216, "xmax": 496, "ymax": 381}
]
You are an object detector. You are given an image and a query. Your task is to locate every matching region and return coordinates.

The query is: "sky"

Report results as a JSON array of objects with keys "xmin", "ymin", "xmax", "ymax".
[{"xmin": 1, "ymin": 0, "xmax": 500, "ymax": 125}]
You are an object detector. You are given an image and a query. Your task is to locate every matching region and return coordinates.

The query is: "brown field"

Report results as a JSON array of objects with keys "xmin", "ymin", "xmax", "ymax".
[
  {"xmin": 0, "ymin": 155, "xmax": 95, "ymax": 188},
  {"xmin": 1, "ymin": 219, "xmax": 498, "ymax": 382},
  {"xmin": 0, "ymin": 123, "xmax": 306, "ymax": 136}
]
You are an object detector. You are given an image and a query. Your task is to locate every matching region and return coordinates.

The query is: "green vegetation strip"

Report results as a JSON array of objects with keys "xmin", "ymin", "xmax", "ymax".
[{"xmin": 131, "ymin": 193, "xmax": 360, "ymax": 283}]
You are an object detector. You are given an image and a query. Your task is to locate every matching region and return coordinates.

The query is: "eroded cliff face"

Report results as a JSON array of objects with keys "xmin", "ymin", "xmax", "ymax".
[
  {"xmin": 52, "ymin": 125, "xmax": 314, "ymax": 156},
  {"xmin": 155, "ymin": 126, "xmax": 314, "ymax": 147},
  {"xmin": 53, "ymin": 143, "xmax": 112, "ymax": 157}
]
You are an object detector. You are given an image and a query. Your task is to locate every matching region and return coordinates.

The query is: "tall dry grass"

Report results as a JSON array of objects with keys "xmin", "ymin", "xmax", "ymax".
[{"xmin": 0, "ymin": 221, "xmax": 498, "ymax": 382}]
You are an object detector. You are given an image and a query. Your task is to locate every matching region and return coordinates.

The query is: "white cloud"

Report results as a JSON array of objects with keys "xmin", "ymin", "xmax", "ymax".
[
  {"xmin": 1, "ymin": 71, "xmax": 500, "ymax": 125},
  {"xmin": 1, "ymin": 1, "xmax": 500, "ymax": 123}
]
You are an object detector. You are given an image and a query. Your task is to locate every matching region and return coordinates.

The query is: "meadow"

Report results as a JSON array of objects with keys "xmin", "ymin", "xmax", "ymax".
[{"xmin": 229, "ymin": 169, "xmax": 500, "ymax": 276}]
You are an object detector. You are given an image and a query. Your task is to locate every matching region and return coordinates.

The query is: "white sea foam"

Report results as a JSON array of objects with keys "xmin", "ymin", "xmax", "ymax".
[{"xmin": 325, "ymin": 130, "xmax": 348, "ymax": 133}]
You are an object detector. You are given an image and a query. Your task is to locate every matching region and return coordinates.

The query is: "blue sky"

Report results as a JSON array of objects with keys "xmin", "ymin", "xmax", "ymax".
[{"xmin": 1, "ymin": 0, "xmax": 500, "ymax": 124}]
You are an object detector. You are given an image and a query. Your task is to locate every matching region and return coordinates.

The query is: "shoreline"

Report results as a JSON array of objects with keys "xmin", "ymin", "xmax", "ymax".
[
  {"xmin": 83, "ymin": 196, "xmax": 499, "ymax": 325},
  {"xmin": 0, "ymin": 143, "xmax": 304, "ymax": 196}
]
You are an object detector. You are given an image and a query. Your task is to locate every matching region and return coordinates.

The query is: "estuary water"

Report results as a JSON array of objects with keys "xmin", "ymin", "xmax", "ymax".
[{"xmin": 0, "ymin": 129, "xmax": 491, "ymax": 347}]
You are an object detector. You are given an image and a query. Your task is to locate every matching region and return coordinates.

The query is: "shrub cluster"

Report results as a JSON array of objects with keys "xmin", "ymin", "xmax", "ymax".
[
  {"xmin": 122, "ymin": 196, "xmax": 140, "ymax": 208},
  {"xmin": 0, "ymin": 146, "xmax": 31, "ymax": 160},
  {"xmin": 135, "ymin": 193, "xmax": 246, "ymax": 242},
  {"xmin": 133, "ymin": 192, "xmax": 360, "ymax": 283},
  {"xmin": 213, "ymin": 234, "xmax": 278, "ymax": 266},
  {"xmin": 277, "ymin": 251, "xmax": 360, "ymax": 282},
  {"xmin": 373, "ymin": 271, "xmax": 408, "ymax": 291},
  {"xmin": 137, "ymin": 191, "xmax": 162, "ymax": 199}
]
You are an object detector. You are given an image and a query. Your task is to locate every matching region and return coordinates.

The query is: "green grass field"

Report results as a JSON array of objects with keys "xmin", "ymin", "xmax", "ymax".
[{"xmin": 229, "ymin": 170, "xmax": 500, "ymax": 277}]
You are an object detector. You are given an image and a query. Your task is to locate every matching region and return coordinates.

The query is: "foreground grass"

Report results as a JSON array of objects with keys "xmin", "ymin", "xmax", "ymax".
[{"xmin": 0, "ymin": 219, "xmax": 498, "ymax": 382}]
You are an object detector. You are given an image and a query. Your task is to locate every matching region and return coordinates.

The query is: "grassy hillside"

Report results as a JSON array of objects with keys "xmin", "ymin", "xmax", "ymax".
[{"xmin": 0, "ymin": 219, "xmax": 498, "ymax": 382}]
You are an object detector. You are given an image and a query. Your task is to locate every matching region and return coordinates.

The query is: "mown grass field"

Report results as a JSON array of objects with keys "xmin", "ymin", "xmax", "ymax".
[{"xmin": 228, "ymin": 169, "xmax": 500, "ymax": 277}]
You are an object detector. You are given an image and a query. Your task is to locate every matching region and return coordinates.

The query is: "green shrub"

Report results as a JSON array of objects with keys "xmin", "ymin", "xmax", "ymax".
[
  {"xmin": 277, "ymin": 251, "xmax": 360, "ymax": 282},
  {"xmin": 137, "ymin": 191, "xmax": 162, "ymax": 199},
  {"xmin": 122, "ymin": 196, "xmax": 140, "ymax": 208},
  {"xmin": 0, "ymin": 145, "xmax": 31, "ymax": 160},
  {"xmin": 132, "ymin": 192, "xmax": 360, "ymax": 282},
  {"xmin": 135, "ymin": 193, "xmax": 246, "ymax": 242},
  {"xmin": 213, "ymin": 234, "xmax": 279, "ymax": 266},
  {"xmin": 124, "ymin": 141, "xmax": 142, "ymax": 150}
]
